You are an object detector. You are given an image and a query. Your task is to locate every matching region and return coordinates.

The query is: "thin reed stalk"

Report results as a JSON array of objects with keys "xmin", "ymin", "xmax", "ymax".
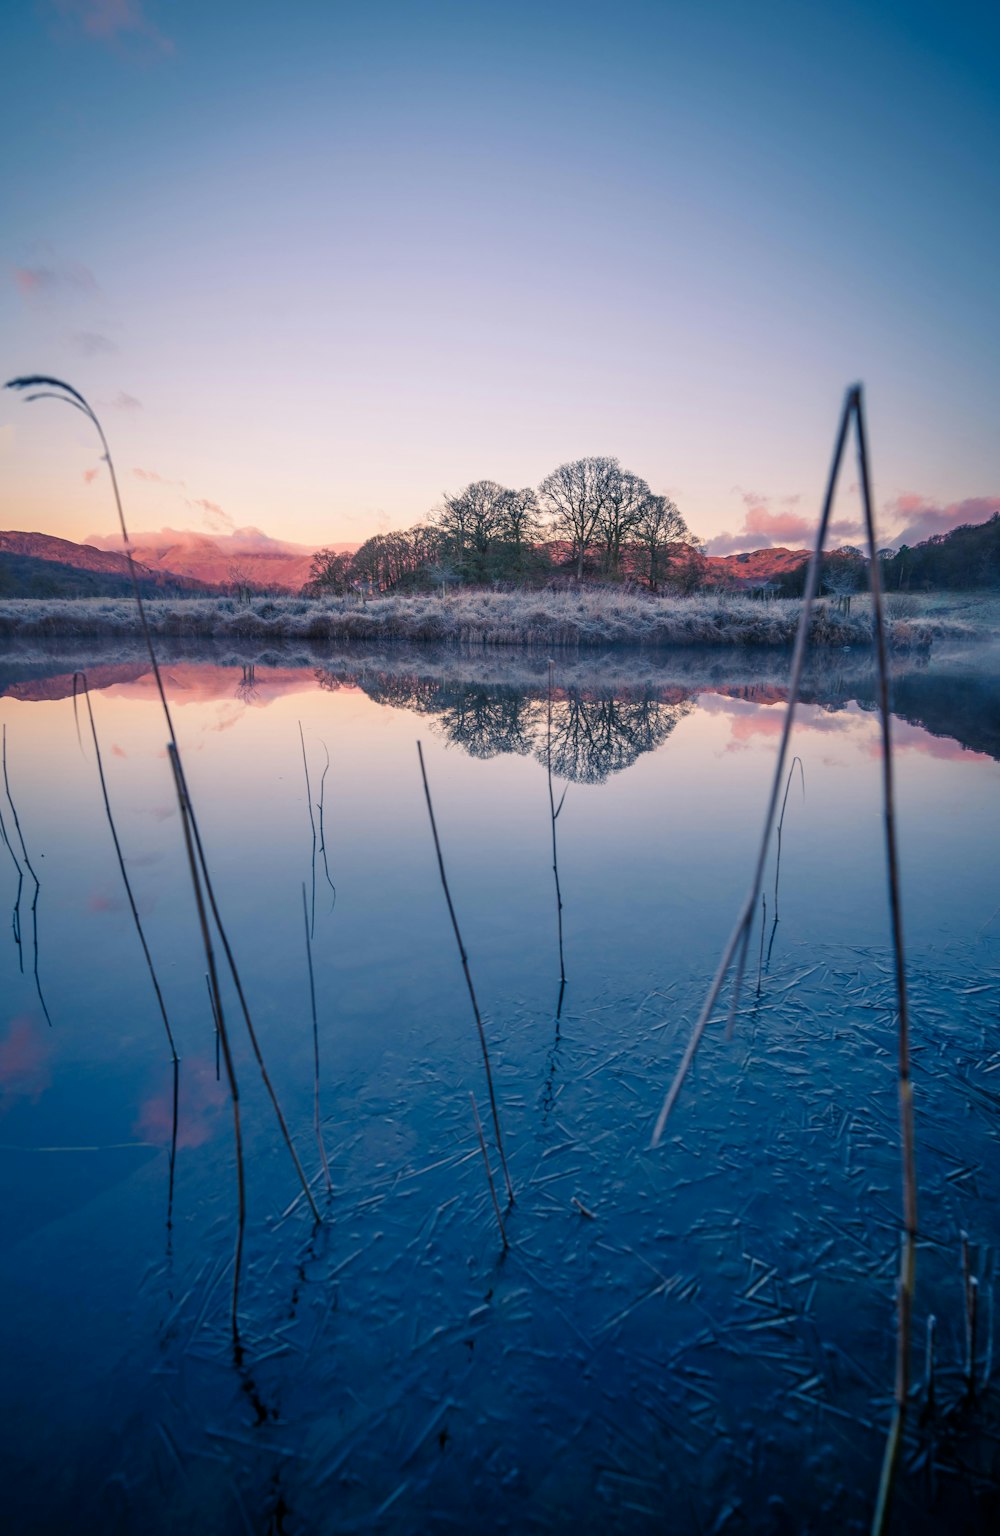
[
  {"xmin": 470, "ymin": 1090, "xmax": 508, "ymax": 1250},
  {"xmin": 766, "ymin": 756, "xmax": 804, "ymax": 969},
  {"xmin": 417, "ymin": 740, "xmax": 514, "ymax": 1205},
  {"xmin": 316, "ymin": 743, "xmax": 337, "ymax": 910},
  {"xmin": 857, "ymin": 386, "xmax": 916, "ymax": 1536},
  {"xmin": 5, "ymin": 375, "xmax": 318, "ymax": 1219},
  {"xmin": 302, "ymin": 883, "xmax": 333, "ymax": 1194},
  {"xmin": 168, "ymin": 743, "xmax": 245, "ymax": 1338},
  {"xmin": 962, "ymin": 1233, "xmax": 978, "ymax": 1395},
  {"xmin": 299, "ymin": 722, "xmax": 318, "ymax": 938},
  {"xmin": 0, "ymin": 771, "xmax": 24, "ymax": 966},
  {"xmin": 207, "ymin": 972, "xmax": 221, "ymax": 1081},
  {"xmin": 2, "ymin": 724, "xmax": 51, "ymax": 1026},
  {"xmin": 651, "ymin": 387, "xmax": 854, "ymax": 1145},
  {"xmin": 756, "ymin": 894, "xmax": 766, "ymax": 997},
  {"xmin": 546, "ymin": 661, "xmax": 568, "ymax": 1000},
  {"xmin": 72, "ymin": 673, "xmax": 179, "ymax": 1063},
  {"xmin": 173, "ymin": 747, "xmax": 321, "ymax": 1224}
]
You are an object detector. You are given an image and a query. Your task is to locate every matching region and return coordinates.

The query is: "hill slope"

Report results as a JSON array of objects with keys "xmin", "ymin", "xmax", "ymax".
[{"xmin": 0, "ymin": 531, "xmax": 209, "ymax": 598}]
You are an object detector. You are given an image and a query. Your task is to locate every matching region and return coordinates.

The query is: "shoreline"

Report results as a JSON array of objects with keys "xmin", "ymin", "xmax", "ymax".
[{"xmin": 0, "ymin": 590, "xmax": 986, "ymax": 650}]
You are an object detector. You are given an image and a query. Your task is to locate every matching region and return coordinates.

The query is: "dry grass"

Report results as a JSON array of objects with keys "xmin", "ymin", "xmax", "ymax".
[{"xmin": 0, "ymin": 589, "xmax": 985, "ymax": 649}]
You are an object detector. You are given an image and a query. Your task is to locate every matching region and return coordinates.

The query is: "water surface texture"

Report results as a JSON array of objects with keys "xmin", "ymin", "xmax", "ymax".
[{"xmin": 1, "ymin": 642, "xmax": 998, "ymax": 1533}]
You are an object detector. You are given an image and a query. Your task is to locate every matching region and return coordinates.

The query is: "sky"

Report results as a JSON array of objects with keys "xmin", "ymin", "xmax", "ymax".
[{"xmin": 1, "ymin": 0, "xmax": 998, "ymax": 555}]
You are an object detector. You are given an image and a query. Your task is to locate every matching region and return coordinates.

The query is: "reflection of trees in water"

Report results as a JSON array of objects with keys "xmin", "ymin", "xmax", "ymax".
[
  {"xmin": 319, "ymin": 668, "xmax": 695, "ymax": 783},
  {"xmin": 436, "ymin": 689, "xmax": 540, "ymax": 760},
  {"xmin": 541, "ymin": 689, "xmax": 694, "ymax": 784}
]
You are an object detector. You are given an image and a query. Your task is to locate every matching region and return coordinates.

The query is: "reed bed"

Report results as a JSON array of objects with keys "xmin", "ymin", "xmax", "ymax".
[{"xmin": 0, "ymin": 590, "xmax": 976, "ymax": 649}]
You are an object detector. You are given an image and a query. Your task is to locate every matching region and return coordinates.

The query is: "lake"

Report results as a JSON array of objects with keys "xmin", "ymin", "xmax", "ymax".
[{"xmin": 1, "ymin": 639, "xmax": 998, "ymax": 1533}]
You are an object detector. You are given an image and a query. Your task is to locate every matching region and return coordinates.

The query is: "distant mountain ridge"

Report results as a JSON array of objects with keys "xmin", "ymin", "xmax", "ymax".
[
  {"xmin": 0, "ymin": 530, "xmax": 211, "ymax": 598},
  {"xmin": 86, "ymin": 526, "xmax": 359, "ymax": 593}
]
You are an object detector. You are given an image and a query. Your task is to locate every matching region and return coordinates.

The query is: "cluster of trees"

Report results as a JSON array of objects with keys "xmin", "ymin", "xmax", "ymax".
[
  {"xmin": 771, "ymin": 513, "xmax": 1000, "ymax": 601},
  {"xmin": 307, "ymin": 457, "xmax": 698, "ymax": 595},
  {"xmin": 881, "ymin": 513, "xmax": 999, "ymax": 591}
]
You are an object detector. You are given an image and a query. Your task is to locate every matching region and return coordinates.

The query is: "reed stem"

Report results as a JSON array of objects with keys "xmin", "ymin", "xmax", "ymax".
[
  {"xmin": 168, "ymin": 743, "xmax": 245, "ymax": 1339},
  {"xmin": 651, "ymin": 388, "xmax": 856, "ymax": 1147},
  {"xmin": 302, "ymin": 883, "xmax": 333, "ymax": 1194},
  {"xmin": 417, "ymin": 740, "xmax": 514, "ymax": 1205},
  {"xmin": 72, "ymin": 673, "xmax": 179, "ymax": 1062},
  {"xmin": 470, "ymin": 1091, "xmax": 508, "ymax": 1249}
]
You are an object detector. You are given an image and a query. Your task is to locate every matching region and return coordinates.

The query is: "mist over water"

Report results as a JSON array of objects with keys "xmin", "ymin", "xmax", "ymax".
[{"xmin": 0, "ymin": 643, "xmax": 997, "ymax": 1533}]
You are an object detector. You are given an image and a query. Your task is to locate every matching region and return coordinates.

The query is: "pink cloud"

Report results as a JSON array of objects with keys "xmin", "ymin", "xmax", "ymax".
[
  {"xmin": 12, "ymin": 262, "xmax": 97, "ymax": 299},
  {"xmin": 706, "ymin": 489, "xmax": 815, "ymax": 555},
  {"xmin": 83, "ymin": 467, "xmax": 100, "ymax": 484},
  {"xmin": 51, "ymin": 0, "xmax": 174, "ymax": 55},
  {"xmin": 884, "ymin": 495, "xmax": 1000, "ymax": 548}
]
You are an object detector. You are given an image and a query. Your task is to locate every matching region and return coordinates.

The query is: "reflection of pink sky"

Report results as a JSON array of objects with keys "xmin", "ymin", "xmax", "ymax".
[
  {"xmin": 0, "ymin": 1016, "xmax": 52, "ymax": 1112},
  {"xmin": 135, "ymin": 1059, "xmax": 224, "ymax": 1149},
  {"xmin": 868, "ymin": 719, "xmax": 991, "ymax": 765},
  {"xmin": 697, "ymin": 690, "xmax": 987, "ymax": 765},
  {"xmin": 104, "ymin": 665, "xmax": 354, "ymax": 709}
]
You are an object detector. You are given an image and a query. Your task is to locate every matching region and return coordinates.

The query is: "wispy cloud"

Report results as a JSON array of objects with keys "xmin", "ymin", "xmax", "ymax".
[
  {"xmin": 193, "ymin": 497, "xmax": 234, "ymax": 533},
  {"xmin": 13, "ymin": 262, "xmax": 98, "ymax": 300},
  {"xmin": 50, "ymin": 0, "xmax": 174, "ymax": 56},
  {"xmin": 71, "ymin": 329, "xmax": 118, "ymax": 356}
]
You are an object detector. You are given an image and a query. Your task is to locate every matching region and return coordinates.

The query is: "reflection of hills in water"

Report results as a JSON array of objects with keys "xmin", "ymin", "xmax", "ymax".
[{"xmin": 2, "ymin": 639, "xmax": 998, "ymax": 771}]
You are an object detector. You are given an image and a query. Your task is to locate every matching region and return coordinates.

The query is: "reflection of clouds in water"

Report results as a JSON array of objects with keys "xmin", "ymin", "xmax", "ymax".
[
  {"xmin": 134, "ymin": 1059, "xmax": 223, "ymax": 1150},
  {"xmin": 130, "ymin": 803, "xmax": 176, "ymax": 823},
  {"xmin": 206, "ymin": 702, "xmax": 245, "ymax": 735},
  {"xmin": 0, "ymin": 1015, "xmax": 52, "ymax": 1111},
  {"xmin": 866, "ymin": 719, "xmax": 991, "ymax": 765},
  {"xmin": 87, "ymin": 887, "xmax": 155, "ymax": 916}
]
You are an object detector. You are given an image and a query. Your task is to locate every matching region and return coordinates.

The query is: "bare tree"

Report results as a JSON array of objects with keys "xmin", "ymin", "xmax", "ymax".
[
  {"xmin": 437, "ymin": 480, "xmax": 508, "ymax": 583},
  {"xmin": 495, "ymin": 487, "xmax": 542, "ymax": 577},
  {"xmin": 538, "ymin": 456, "xmax": 618, "ymax": 580},
  {"xmin": 306, "ymin": 548, "xmax": 353, "ymax": 596},
  {"xmin": 598, "ymin": 467, "xmax": 651, "ymax": 577},
  {"xmin": 822, "ymin": 559, "xmax": 861, "ymax": 614},
  {"xmin": 227, "ymin": 559, "xmax": 254, "ymax": 605},
  {"xmin": 634, "ymin": 495, "xmax": 692, "ymax": 592}
]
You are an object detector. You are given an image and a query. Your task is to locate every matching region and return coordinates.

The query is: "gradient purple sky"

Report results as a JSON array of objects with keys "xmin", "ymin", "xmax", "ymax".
[{"xmin": 2, "ymin": 0, "xmax": 998, "ymax": 554}]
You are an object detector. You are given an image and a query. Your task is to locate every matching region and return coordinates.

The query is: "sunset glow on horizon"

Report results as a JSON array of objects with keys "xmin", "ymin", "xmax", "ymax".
[{"xmin": 2, "ymin": 0, "xmax": 998, "ymax": 556}]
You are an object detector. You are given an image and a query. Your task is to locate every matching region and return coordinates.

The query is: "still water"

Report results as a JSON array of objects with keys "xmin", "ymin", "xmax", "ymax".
[{"xmin": 0, "ymin": 641, "xmax": 998, "ymax": 1533}]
